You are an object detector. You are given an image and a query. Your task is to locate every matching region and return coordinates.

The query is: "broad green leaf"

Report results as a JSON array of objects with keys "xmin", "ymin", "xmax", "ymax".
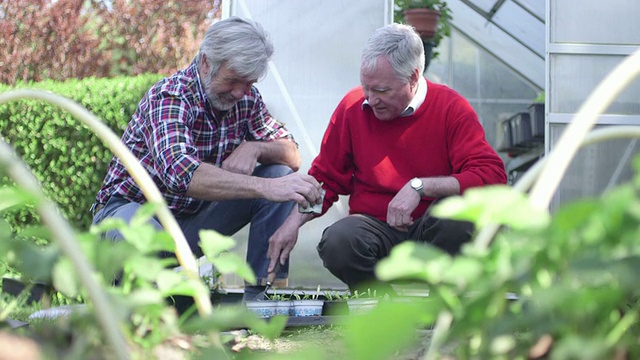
[
  {"xmin": 376, "ymin": 242, "xmax": 450, "ymax": 283},
  {"xmin": 0, "ymin": 187, "xmax": 37, "ymax": 212},
  {"xmin": 210, "ymin": 252, "xmax": 256, "ymax": 285},
  {"xmin": 18, "ymin": 225, "xmax": 51, "ymax": 242},
  {"xmin": 126, "ymin": 288, "xmax": 165, "ymax": 308},
  {"xmin": 120, "ymin": 224, "xmax": 175, "ymax": 254},
  {"xmin": 157, "ymin": 271, "xmax": 209, "ymax": 298},
  {"xmin": 182, "ymin": 304, "xmax": 254, "ymax": 333},
  {"xmin": 199, "ymin": 230, "xmax": 237, "ymax": 257},
  {"xmin": 245, "ymin": 313, "xmax": 287, "ymax": 341},
  {"xmin": 9, "ymin": 240, "xmax": 59, "ymax": 283},
  {"xmin": 90, "ymin": 217, "xmax": 128, "ymax": 234},
  {"xmin": 129, "ymin": 202, "xmax": 161, "ymax": 226},
  {"xmin": 125, "ymin": 255, "xmax": 164, "ymax": 281},
  {"xmin": 345, "ymin": 301, "xmax": 428, "ymax": 360},
  {"xmin": 551, "ymin": 199, "xmax": 600, "ymax": 233},
  {"xmin": 432, "ymin": 186, "xmax": 550, "ymax": 230},
  {"xmin": 441, "ymin": 257, "xmax": 483, "ymax": 289},
  {"xmin": 0, "ymin": 218, "xmax": 12, "ymax": 240},
  {"xmin": 52, "ymin": 257, "xmax": 80, "ymax": 297}
]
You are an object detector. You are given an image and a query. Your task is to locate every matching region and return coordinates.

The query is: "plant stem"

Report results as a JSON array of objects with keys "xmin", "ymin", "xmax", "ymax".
[
  {"xmin": 529, "ymin": 49, "xmax": 640, "ymax": 211},
  {"xmin": 474, "ymin": 125, "xmax": 640, "ymax": 250},
  {"xmin": 424, "ymin": 311, "xmax": 452, "ymax": 360},
  {"xmin": 0, "ymin": 89, "xmax": 211, "ymax": 317},
  {"xmin": 0, "ymin": 140, "xmax": 130, "ymax": 360}
]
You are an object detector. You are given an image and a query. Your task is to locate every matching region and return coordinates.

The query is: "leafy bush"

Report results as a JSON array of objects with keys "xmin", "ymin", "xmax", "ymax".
[
  {"xmin": 377, "ymin": 161, "xmax": 640, "ymax": 359},
  {"xmin": 0, "ymin": 0, "xmax": 218, "ymax": 85},
  {"xmin": 0, "ymin": 74, "xmax": 162, "ymax": 231}
]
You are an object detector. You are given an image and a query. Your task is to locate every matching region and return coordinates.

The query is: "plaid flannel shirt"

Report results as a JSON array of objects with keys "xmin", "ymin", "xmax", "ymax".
[{"xmin": 95, "ymin": 60, "xmax": 294, "ymax": 216}]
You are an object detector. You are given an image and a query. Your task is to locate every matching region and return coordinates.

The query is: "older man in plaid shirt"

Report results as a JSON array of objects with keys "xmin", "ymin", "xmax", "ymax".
[{"xmin": 92, "ymin": 17, "xmax": 323, "ymax": 299}]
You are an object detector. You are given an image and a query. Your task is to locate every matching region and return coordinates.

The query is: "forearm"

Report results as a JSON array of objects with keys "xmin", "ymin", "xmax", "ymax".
[
  {"xmin": 281, "ymin": 206, "xmax": 316, "ymax": 232},
  {"xmin": 421, "ymin": 176, "xmax": 461, "ymax": 198},
  {"xmin": 254, "ymin": 139, "xmax": 301, "ymax": 171},
  {"xmin": 186, "ymin": 163, "xmax": 266, "ymax": 200}
]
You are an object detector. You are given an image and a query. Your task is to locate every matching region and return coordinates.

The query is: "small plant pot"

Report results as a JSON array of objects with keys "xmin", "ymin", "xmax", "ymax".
[
  {"xmin": 275, "ymin": 300, "xmax": 293, "ymax": 316},
  {"xmin": 245, "ymin": 300, "xmax": 277, "ymax": 318},
  {"xmin": 292, "ymin": 299, "xmax": 324, "ymax": 317},
  {"xmin": 322, "ymin": 300, "xmax": 349, "ymax": 316},
  {"xmin": 347, "ymin": 298, "xmax": 378, "ymax": 315}
]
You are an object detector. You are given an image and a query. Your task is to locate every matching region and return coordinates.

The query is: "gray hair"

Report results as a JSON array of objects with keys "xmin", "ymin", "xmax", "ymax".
[
  {"xmin": 361, "ymin": 23, "xmax": 425, "ymax": 83},
  {"xmin": 197, "ymin": 16, "xmax": 274, "ymax": 80}
]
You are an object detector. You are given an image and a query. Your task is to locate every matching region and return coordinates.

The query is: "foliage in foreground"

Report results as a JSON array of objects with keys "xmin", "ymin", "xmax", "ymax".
[
  {"xmin": 376, "ymin": 157, "xmax": 640, "ymax": 359},
  {"xmin": 4, "ymin": 158, "xmax": 640, "ymax": 359}
]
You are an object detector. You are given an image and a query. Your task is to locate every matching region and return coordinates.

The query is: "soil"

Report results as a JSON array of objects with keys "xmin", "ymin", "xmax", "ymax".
[{"xmin": 226, "ymin": 326, "xmax": 433, "ymax": 359}]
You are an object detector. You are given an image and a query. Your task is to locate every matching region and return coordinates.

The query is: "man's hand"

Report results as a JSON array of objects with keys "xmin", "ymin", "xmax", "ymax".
[
  {"xmin": 221, "ymin": 141, "xmax": 259, "ymax": 175},
  {"xmin": 263, "ymin": 173, "xmax": 324, "ymax": 209},
  {"xmin": 386, "ymin": 182, "xmax": 421, "ymax": 232},
  {"xmin": 267, "ymin": 209, "xmax": 316, "ymax": 273}
]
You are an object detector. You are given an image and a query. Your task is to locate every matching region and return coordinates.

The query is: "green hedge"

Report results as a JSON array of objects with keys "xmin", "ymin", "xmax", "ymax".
[{"xmin": 0, "ymin": 74, "xmax": 163, "ymax": 231}]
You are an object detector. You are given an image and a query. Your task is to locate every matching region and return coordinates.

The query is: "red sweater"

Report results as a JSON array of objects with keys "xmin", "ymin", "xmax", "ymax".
[{"xmin": 309, "ymin": 79, "xmax": 507, "ymax": 222}]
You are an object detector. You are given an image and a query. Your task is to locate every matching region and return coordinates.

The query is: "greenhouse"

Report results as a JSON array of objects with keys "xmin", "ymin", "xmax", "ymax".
[
  {"xmin": 1, "ymin": 0, "xmax": 640, "ymax": 358},
  {"xmin": 223, "ymin": 0, "xmax": 640, "ymax": 289}
]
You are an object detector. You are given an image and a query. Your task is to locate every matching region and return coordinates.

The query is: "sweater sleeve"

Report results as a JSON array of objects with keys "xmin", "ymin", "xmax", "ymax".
[
  {"xmin": 446, "ymin": 97, "xmax": 508, "ymax": 193},
  {"xmin": 308, "ymin": 94, "xmax": 357, "ymax": 215}
]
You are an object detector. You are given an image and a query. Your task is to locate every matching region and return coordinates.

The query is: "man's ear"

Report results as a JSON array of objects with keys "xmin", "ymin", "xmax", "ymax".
[
  {"xmin": 200, "ymin": 54, "xmax": 210, "ymax": 74},
  {"xmin": 410, "ymin": 68, "xmax": 421, "ymax": 88}
]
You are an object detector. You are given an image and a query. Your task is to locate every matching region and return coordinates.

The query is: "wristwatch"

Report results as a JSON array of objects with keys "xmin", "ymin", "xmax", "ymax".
[{"xmin": 410, "ymin": 177, "xmax": 424, "ymax": 196}]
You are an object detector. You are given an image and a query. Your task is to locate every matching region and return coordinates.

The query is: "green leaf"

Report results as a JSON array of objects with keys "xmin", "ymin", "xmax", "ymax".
[
  {"xmin": 247, "ymin": 314, "xmax": 288, "ymax": 341},
  {"xmin": 125, "ymin": 255, "xmax": 166, "ymax": 281},
  {"xmin": 432, "ymin": 186, "xmax": 551, "ymax": 230},
  {"xmin": 120, "ymin": 224, "xmax": 175, "ymax": 254},
  {"xmin": 157, "ymin": 271, "xmax": 209, "ymax": 298},
  {"xmin": 376, "ymin": 242, "xmax": 450, "ymax": 283},
  {"xmin": 441, "ymin": 257, "xmax": 483, "ymax": 289},
  {"xmin": 129, "ymin": 202, "xmax": 161, "ymax": 226},
  {"xmin": 0, "ymin": 218, "xmax": 13, "ymax": 239},
  {"xmin": 210, "ymin": 252, "xmax": 256, "ymax": 285},
  {"xmin": 0, "ymin": 187, "xmax": 36, "ymax": 212},
  {"xmin": 199, "ymin": 230, "xmax": 237, "ymax": 257},
  {"xmin": 344, "ymin": 301, "xmax": 428, "ymax": 360},
  {"xmin": 52, "ymin": 257, "xmax": 80, "ymax": 297},
  {"xmin": 9, "ymin": 239, "xmax": 59, "ymax": 283},
  {"xmin": 126, "ymin": 288, "xmax": 165, "ymax": 308}
]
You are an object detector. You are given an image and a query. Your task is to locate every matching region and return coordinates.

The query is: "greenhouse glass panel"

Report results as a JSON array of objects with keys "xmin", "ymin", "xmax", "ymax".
[
  {"xmin": 550, "ymin": 54, "xmax": 640, "ymax": 115},
  {"xmin": 551, "ymin": 0, "xmax": 640, "ymax": 45},
  {"xmin": 550, "ymin": 124, "xmax": 639, "ymax": 211}
]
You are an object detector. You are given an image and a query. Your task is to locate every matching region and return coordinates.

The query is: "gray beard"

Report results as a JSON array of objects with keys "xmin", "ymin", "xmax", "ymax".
[{"xmin": 203, "ymin": 72, "xmax": 237, "ymax": 111}]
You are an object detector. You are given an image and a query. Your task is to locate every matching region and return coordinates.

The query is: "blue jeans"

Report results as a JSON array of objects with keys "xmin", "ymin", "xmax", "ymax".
[{"xmin": 92, "ymin": 164, "xmax": 295, "ymax": 285}]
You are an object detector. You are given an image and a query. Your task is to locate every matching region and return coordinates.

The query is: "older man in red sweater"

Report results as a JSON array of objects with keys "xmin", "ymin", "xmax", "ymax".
[{"xmin": 267, "ymin": 23, "xmax": 507, "ymax": 293}]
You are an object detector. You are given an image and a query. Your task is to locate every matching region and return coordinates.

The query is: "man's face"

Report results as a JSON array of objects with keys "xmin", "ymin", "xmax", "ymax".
[
  {"xmin": 203, "ymin": 60, "xmax": 257, "ymax": 111},
  {"xmin": 360, "ymin": 56, "xmax": 416, "ymax": 121}
]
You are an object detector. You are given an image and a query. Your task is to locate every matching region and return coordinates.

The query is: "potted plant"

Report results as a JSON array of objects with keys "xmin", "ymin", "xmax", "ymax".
[
  {"xmin": 291, "ymin": 287, "xmax": 324, "ymax": 317},
  {"xmin": 346, "ymin": 289, "xmax": 381, "ymax": 315},
  {"xmin": 268, "ymin": 291, "xmax": 293, "ymax": 316},
  {"xmin": 394, "ymin": 0, "xmax": 453, "ymax": 68},
  {"xmin": 322, "ymin": 291, "xmax": 350, "ymax": 316}
]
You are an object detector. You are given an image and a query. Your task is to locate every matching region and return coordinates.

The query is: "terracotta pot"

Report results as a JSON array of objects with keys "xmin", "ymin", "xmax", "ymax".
[{"xmin": 403, "ymin": 8, "xmax": 441, "ymax": 39}]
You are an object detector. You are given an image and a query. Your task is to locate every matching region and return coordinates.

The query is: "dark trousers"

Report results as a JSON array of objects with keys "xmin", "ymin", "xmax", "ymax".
[{"xmin": 316, "ymin": 205, "xmax": 474, "ymax": 293}]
